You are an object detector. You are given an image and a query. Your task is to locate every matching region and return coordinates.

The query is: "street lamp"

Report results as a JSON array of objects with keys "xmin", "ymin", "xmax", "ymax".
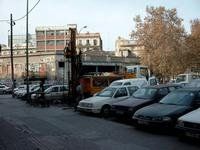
[
  {"xmin": 77, "ymin": 26, "xmax": 87, "ymax": 54},
  {"xmin": 78, "ymin": 26, "xmax": 87, "ymax": 34}
]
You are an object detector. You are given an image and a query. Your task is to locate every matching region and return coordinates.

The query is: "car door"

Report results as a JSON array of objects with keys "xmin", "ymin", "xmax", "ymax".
[
  {"xmin": 111, "ymin": 87, "xmax": 129, "ymax": 104},
  {"xmin": 45, "ymin": 86, "xmax": 59, "ymax": 101},
  {"xmin": 51, "ymin": 86, "xmax": 60, "ymax": 100}
]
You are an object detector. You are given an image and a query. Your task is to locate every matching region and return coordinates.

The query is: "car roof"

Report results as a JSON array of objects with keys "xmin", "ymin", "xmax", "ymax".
[
  {"xmin": 143, "ymin": 84, "xmax": 180, "ymax": 89},
  {"xmin": 175, "ymin": 87, "xmax": 200, "ymax": 92}
]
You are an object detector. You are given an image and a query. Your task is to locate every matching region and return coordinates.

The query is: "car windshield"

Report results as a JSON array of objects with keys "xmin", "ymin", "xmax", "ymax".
[
  {"xmin": 160, "ymin": 91, "xmax": 196, "ymax": 106},
  {"xmin": 96, "ymin": 87, "xmax": 117, "ymax": 97},
  {"xmin": 176, "ymin": 75, "xmax": 186, "ymax": 83},
  {"xmin": 110, "ymin": 82, "xmax": 123, "ymax": 86},
  {"xmin": 132, "ymin": 87, "xmax": 157, "ymax": 99}
]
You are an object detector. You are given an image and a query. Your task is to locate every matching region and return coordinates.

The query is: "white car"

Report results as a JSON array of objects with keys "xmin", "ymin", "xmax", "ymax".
[
  {"xmin": 110, "ymin": 77, "xmax": 158, "ymax": 88},
  {"xmin": 109, "ymin": 78, "xmax": 148, "ymax": 87},
  {"xmin": 0, "ymin": 85, "xmax": 11, "ymax": 94},
  {"xmin": 176, "ymin": 108, "xmax": 200, "ymax": 139},
  {"xmin": 77, "ymin": 85, "xmax": 139, "ymax": 117}
]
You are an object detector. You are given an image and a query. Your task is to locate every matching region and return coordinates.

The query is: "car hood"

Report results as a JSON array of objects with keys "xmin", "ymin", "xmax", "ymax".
[
  {"xmin": 178, "ymin": 108, "xmax": 200, "ymax": 124},
  {"xmin": 135, "ymin": 103, "xmax": 190, "ymax": 117},
  {"xmin": 80, "ymin": 96, "xmax": 111, "ymax": 103},
  {"xmin": 113, "ymin": 97, "xmax": 152, "ymax": 107}
]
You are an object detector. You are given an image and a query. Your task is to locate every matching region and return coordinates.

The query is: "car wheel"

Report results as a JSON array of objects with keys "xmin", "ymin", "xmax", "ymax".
[{"xmin": 101, "ymin": 105, "xmax": 111, "ymax": 118}]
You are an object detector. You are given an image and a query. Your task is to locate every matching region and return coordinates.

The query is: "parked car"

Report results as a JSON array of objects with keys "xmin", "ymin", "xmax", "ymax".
[
  {"xmin": 111, "ymin": 84, "xmax": 181, "ymax": 119},
  {"xmin": 109, "ymin": 78, "xmax": 148, "ymax": 87},
  {"xmin": 109, "ymin": 77, "xmax": 158, "ymax": 88},
  {"xmin": 21, "ymin": 84, "xmax": 52, "ymax": 100},
  {"xmin": 77, "ymin": 85, "xmax": 139, "ymax": 117},
  {"xmin": 31, "ymin": 85, "xmax": 68, "ymax": 103},
  {"xmin": 176, "ymin": 108, "xmax": 200, "ymax": 139},
  {"xmin": 13, "ymin": 85, "xmax": 27, "ymax": 97},
  {"xmin": 185, "ymin": 79, "xmax": 200, "ymax": 88},
  {"xmin": 132, "ymin": 88, "xmax": 200, "ymax": 128},
  {"xmin": 0, "ymin": 84, "xmax": 12, "ymax": 94}
]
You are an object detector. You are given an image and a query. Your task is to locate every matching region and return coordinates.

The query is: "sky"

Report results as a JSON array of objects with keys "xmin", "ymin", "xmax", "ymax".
[{"xmin": 0, "ymin": 0, "xmax": 200, "ymax": 51}]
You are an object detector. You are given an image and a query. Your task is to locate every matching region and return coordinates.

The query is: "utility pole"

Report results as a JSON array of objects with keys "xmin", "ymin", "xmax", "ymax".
[
  {"xmin": 10, "ymin": 13, "xmax": 15, "ymax": 97},
  {"xmin": 70, "ymin": 28, "xmax": 77, "ymax": 101},
  {"xmin": 26, "ymin": 0, "xmax": 29, "ymax": 102}
]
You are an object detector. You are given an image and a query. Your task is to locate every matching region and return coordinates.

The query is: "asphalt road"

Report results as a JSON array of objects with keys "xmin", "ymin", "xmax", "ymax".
[{"xmin": 0, "ymin": 95, "xmax": 199, "ymax": 150}]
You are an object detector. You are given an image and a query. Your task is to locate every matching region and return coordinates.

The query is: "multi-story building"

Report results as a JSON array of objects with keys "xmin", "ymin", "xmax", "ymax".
[
  {"xmin": 0, "ymin": 26, "xmax": 140, "ymax": 82},
  {"xmin": 8, "ymin": 34, "xmax": 36, "ymax": 48},
  {"xmin": 36, "ymin": 26, "xmax": 102, "ymax": 53},
  {"xmin": 115, "ymin": 36, "xmax": 144, "ymax": 57}
]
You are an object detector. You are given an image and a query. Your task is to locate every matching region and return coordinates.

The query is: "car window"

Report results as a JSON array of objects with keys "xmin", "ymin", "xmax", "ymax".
[
  {"xmin": 158, "ymin": 88, "xmax": 168, "ymax": 96},
  {"xmin": 60, "ymin": 86, "xmax": 68, "ymax": 91},
  {"xmin": 115, "ymin": 87, "xmax": 128, "ymax": 98},
  {"xmin": 124, "ymin": 82, "xmax": 131, "ymax": 86},
  {"xmin": 0, "ymin": 85, "xmax": 4, "ymax": 88},
  {"xmin": 96, "ymin": 87, "xmax": 117, "ymax": 97},
  {"xmin": 133, "ymin": 88, "xmax": 158, "ymax": 99},
  {"xmin": 160, "ymin": 91, "xmax": 195, "ymax": 106},
  {"xmin": 168, "ymin": 86, "xmax": 176, "ymax": 92},
  {"xmin": 51, "ymin": 87, "xmax": 59, "ymax": 92},
  {"xmin": 127, "ymin": 86, "xmax": 138, "ymax": 96},
  {"xmin": 149, "ymin": 79, "xmax": 157, "ymax": 86}
]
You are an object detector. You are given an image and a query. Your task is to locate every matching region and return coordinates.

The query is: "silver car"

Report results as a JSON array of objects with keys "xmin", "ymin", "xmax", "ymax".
[{"xmin": 31, "ymin": 85, "xmax": 69, "ymax": 103}]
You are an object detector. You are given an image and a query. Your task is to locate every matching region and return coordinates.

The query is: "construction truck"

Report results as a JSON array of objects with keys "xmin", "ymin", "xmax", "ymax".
[{"xmin": 80, "ymin": 65, "xmax": 155, "ymax": 98}]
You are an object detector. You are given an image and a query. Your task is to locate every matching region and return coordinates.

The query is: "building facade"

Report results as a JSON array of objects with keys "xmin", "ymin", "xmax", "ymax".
[
  {"xmin": 115, "ymin": 36, "xmax": 144, "ymax": 57},
  {"xmin": 8, "ymin": 34, "xmax": 36, "ymax": 48},
  {"xmin": 1, "ymin": 25, "xmax": 139, "ymax": 82},
  {"xmin": 36, "ymin": 26, "xmax": 102, "ymax": 53}
]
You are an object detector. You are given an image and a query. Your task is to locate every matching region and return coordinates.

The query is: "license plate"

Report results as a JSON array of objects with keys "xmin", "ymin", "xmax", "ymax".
[
  {"xmin": 185, "ymin": 132, "xmax": 200, "ymax": 138},
  {"xmin": 116, "ymin": 110, "xmax": 124, "ymax": 115},
  {"xmin": 138, "ymin": 120, "xmax": 149, "ymax": 125}
]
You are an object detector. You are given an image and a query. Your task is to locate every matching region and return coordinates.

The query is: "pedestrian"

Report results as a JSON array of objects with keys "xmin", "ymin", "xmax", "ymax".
[{"xmin": 74, "ymin": 81, "xmax": 84, "ymax": 111}]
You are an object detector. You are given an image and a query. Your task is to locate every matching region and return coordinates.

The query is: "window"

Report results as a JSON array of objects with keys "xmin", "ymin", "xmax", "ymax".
[
  {"xmin": 127, "ymin": 86, "xmax": 138, "ymax": 96},
  {"xmin": 93, "ymin": 39, "xmax": 97, "ymax": 45},
  {"xmin": 58, "ymin": 62, "xmax": 64, "ymax": 68},
  {"xmin": 51, "ymin": 87, "xmax": 59, "ymax": 92},
  {"xmin": 37, "ymin": 41, "xmax": 45, "ymax": 46},
  {"xmin": 46, "ymin": 31, "xmax": 54, "ymax": 36},
  {"xmin": 56, "ymin": 40, "xmax": 64, "ymax": 46},
  {"xmin": 46, "ymin": 40, "xmax": 55, "ymax": 46},
  {"xmin": 56, "ymin": 30, "xmax": 64, "ymax": 36},
  {"xmin": 149, "ymin": 78, "xmax": 157, "ymax": 86},
  {"xmin": 124, "ymin": 82, "xmax": 131, "ymax": 86},
  {"xmin": 86, "ymin": 39, "xmax": 90, "ymax": 45},
  {"xmin": 60, "ymin": 86, "xmax": 68, "ymax": 92},
  {"xmin": 115, "ymin": 87, "xmax": 128, "ymax": 98},
  {"xmin": 158, "ymin": 88, "xmax": 168, "ymax": 96},
  {"xmin": 37, "ymin": 31, "xmax": 45, "ymax": 36}
]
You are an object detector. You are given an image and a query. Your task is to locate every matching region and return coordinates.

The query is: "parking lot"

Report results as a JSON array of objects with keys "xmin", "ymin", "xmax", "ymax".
[{"xmin": 0, "ymin": 95, "xmax": 199, "ymax": 150}]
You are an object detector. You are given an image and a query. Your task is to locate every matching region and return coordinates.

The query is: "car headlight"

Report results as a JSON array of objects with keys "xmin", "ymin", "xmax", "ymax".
[
  {"xmin": 128, "ymin": 108, "xmax": 134, "ymax": 112},
  {"xmin": 87, "ymin": 103, "xmax": 93, "ymax": 108},
  {"xmin": 162, "ymin": 116, "xmax": 171, "ymax": 121},
  {"xmin": 177, "ymin": 120, "xmax": 184, "ymax": 127}
]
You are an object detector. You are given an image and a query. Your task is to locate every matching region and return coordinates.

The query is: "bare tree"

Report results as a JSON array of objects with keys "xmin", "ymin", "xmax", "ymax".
[
  {"xmin": 186, "ymin": 19, "xmax": 200, "ymax": 72},
  {"xmin": 132, "ymin": 6, "xmax": 187, "ymax": 82}
]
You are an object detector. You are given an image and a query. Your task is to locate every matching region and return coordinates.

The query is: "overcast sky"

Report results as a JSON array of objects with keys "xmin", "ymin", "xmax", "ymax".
[{"xmin": 0, "ymin": 0, "xmax": 200, "ymax": 50}]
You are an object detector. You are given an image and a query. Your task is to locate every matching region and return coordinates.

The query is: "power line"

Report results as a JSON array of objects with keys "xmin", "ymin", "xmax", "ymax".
[
  {"xmin": 0, "ymin": 0, "xmax": 40, "ymax": 22},
  {"xmin": 14, "ymin": 0, "xmax": 40, "ymax": 21}
]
